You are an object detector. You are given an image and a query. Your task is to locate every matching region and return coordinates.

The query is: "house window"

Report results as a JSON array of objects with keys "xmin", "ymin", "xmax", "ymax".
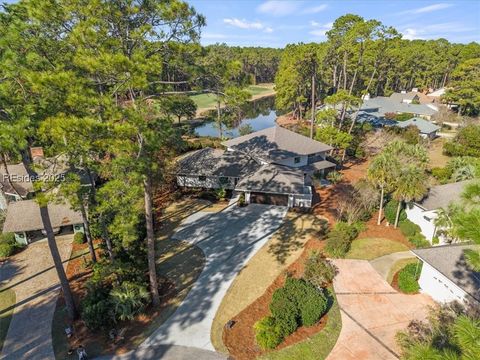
[
  {"xmin": 198, "ymin": 175, "xmax": 206, "ymax": 181},
  {"xmin": 308, "ymin": 154, "xmax": 316, "ymax": 159},
  {"xmin": 294, "ymin": 157, "xmax": 301, "ymax": 164}
]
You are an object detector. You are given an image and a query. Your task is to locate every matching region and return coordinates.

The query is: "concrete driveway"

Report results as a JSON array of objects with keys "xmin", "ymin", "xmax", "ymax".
[
  {"xmin": 141, "ymin": 203, "xmax": 287, "ymax": 353},
  {"xmin": 327, "ymin": 259, "xmax": 434, "ymax": 360},
  {"xmin": 0, "ymin": 235, "xmax": 73, "ymax": 360}
]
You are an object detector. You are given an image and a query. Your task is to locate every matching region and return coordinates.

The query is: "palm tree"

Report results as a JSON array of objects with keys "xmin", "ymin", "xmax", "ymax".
[
  {"xmin": 453, "ymin": 315, "xmax": 480, "ymax": 359},
  {"xmin": 392, "ymin": 165, "xmax": 428, "ymax": 228},
  {"xmin": 367, "ymin": 152, "xmax": 398, "ymax": 225}
]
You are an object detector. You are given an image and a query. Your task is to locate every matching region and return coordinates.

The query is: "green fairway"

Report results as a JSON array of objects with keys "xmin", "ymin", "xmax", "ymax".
[{"xmin": 190, "ymin": 84, "xmax": 274, "ymax": 111}]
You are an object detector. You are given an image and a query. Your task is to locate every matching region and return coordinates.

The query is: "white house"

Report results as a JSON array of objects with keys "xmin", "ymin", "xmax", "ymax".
[
  {"xmin": 412, "ymin": 244, "xmax": 480, "ymax": 305},
  {"xmin": 176, "ymin": 126, "xmax": 336, "ymax": 208},
  {"xmin": 406, "ymin": 180, "xmax": 471, "ymax": 244}
]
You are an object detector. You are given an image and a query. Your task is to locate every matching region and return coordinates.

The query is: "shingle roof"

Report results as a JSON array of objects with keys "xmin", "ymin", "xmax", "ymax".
[
  {"xmin": 235, "ymin": 164, "xmax": 310, "ymax": 195},
  {"xmin": 397, "ymin": 117, "xmax": 440, "ymax": 134},
  {"xmin": 176, "ymin": 148, "xmax": 261, "ymax": 177},
  {"xmin": 412, "ymin": 244, "xmax": 480, "ymax": 302},
  {"xmin": 222, "ymin": 126, "xmax": 332, "ymax": 162},
  {"xmin": 3, "ymin": 200, "xmax": 83, "ymax": 233},
  {"xmin": 361, "ymin": 97, "xmax": 437, "ymax": 116},
  {"xmin": 389, "ymin": 92, "xmax": 418, "ymax": 102},
  {"xmin": 0, "ymin": 163, "xmax": 33, "ymax": 197},
  {"xmin": 418, "ymin": 180, "xmax": 472, "ymax": 211}
]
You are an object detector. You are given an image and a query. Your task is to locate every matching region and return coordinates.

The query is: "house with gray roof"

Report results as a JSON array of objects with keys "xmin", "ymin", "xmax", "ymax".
[
  {"xmin": 396, "ymin": 117, "xmax": 440, "ymax": 139},
  {"xmin": 406, "ymin": 180, "xmax": 472, "ymax": 244},
  {"xmin": 176, "ymin": 126, "xmax": 336, "ymax": 207},
  {"xmin": 361, "ymin": 97, "xmax": 438, "ymax": 120},
  {"xmin": 412, "ymin": 244, "xmax": 480, "ymax": 305},
  {"xmin": 3, "ymin": 199, "xmax": 85, "ymax": 245}
]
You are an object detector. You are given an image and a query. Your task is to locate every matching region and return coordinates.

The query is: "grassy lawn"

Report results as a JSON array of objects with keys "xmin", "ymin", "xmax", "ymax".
[
  {"xmin": 387, "ymin": 258, "xmax": 418, "ymax": 284},
  {"xmin": 259, "ymin": 291, "xmax": 341, "ymax": 360},
  {"xmin": 212, "ymin": 213, "xmax": 328, "ymax": 353},
  {"xmin": 190, "ymin": 84, "xmax": 274, "ymax": 111},
  {"xmin": 346, "ymin": 238, "xmax": 409, "ymax": 260},
  {"xmin": 0, "ymin": 289, "xmax": 15, "ymax": 354}
]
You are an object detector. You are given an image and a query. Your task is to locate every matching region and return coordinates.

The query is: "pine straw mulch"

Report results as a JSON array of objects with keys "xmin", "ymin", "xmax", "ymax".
[
  {"xmin": 222, "ymin": 238, "xmax": 327, "ymax": 360},
  {"xmin": 53, "ymin": 241, "xmax": 176, "ymax": 359}
]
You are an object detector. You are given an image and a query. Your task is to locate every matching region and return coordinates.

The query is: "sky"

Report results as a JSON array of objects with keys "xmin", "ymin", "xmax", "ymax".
[{"xmin": 188, "ymin": 0, "xmax": 480, "ymax": 47}]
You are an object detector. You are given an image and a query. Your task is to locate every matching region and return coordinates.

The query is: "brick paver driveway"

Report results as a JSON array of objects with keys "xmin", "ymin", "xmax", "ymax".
[
  {"xmin": 0, "ymin": 235, "xmax": 73, "ymax": 360},
  {"xmin": 327, "ymin": 259, "xmax": 435, "ymax": 360}
]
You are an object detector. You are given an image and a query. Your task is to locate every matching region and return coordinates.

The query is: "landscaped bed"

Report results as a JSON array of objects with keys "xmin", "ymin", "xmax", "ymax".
[
  {"xmin": 51, "ymin": 198, "xmax": 221, "ymax": 359},
  {"xmin": 0, "ymin": 288, "xmax": 15, "ymax": 354},
  {"xmin": 346, "ymin": 237, "xmax": 409, "ymax": 260},
  {"xmin": 222, "ymin": 238, "xmax": 340, "ymax": 360},
  {"xmin": 391, "ymin": 261, "xmax": 423, "ymax": 294}
]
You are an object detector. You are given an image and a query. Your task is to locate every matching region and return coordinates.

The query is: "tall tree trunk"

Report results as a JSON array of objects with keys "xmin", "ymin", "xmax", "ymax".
[
  {"xmin": 394, "ymin": 200, "xmax": 402, "ymax": 228},
  {"xmin": 377, "ymin": 187, "xmax": 384, "ymax": 225},
  {"xmin": 365, "ymin": 68, "xmax": 377, "ymax": 96},
  {"xmin": 100, "ymin": 214, "xmax": 114, "ymax": 261},
  {"xmin": 343, "ymin": 51, "xmax": 348, "ymax": 90},
  {"xmin": 347, "ymin": 109, "xmax": 360, "ymax": 135},
  {"xmin": 310, "ymin": 74, "xmax": 315, "ymax": 139},
  {"xmin": 40, "ymin": 204, "xmax": 78, "ymax": 319},
  {"xmin": 144, "ymin": 175, "xmax": 160, "ymax": 306},
  {"xmin": 333, "ymin": 64, "xmax": 338, "ymax": 90},
  {"xmin": 216, "ymin": 99, "xmax": 222, "ymax": 138},
  {"xmin": 78, "ymin": 198, "xmax": 96, "ymax": 263}
]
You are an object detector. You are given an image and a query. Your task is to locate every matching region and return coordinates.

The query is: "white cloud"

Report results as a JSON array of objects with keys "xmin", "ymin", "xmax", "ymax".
[
  {"xmin": 264, "ymin": 27, "xmax": 274, "ymax": 33},
  {"xmin": 257, "ymin": 1, "xmax": 299, "ymax": 16},
  {"xmin": 400, "ymin": 3, "xmax": 453, "ymax": 15},
  {"xmin": 401, "ymin": 22, "xmax": 474, "ymax": 40},
  {"xmin": 303, "ymin": 4, "xmax": 328, "ymax": 14},
  {"xmin": 224, "ymin": 18, "xmax": 264, "ymax": 30},
  {"xmin": 309, "ymin": 21, "xmax": 333, "ymax": 38}
]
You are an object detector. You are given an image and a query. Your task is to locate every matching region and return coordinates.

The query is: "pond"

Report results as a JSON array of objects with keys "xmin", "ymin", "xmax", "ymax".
[{"xmin": 193, "ymin": 96, "xmax": 280, "ymax": 138}]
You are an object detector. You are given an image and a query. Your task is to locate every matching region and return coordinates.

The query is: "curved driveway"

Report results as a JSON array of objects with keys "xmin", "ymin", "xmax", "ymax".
[
  {"xmin": 327, "ymin": 259, "xmax": 434, "ymax": 360},
  {"xmin": 99, "ymin": 203, "xmax": 287, "ymax": 359}
]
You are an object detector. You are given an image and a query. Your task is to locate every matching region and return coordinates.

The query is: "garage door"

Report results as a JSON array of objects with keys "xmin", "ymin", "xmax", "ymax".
[{"xmin": 250, "ymin": 192, "xmax": 289, "ymax": 206}]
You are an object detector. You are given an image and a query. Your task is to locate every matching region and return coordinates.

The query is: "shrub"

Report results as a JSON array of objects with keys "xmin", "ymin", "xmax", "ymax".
[
  {"xmin": 384, "ymin": 200, "xmax": 406, "ymax": 224},
  {"xmin": 399, "ymin": 220, "xmax": 421, "ymax": 237},
  {"xmin": 110, "ymin": 281, "xmax": 150, "ymax": 321},
  {"xmin": 74, "ymin": 232, "xmax": 86, "ymax": 244},
  {"xmin": 325, "ymin": 222, "xmax": 362, "ymax": 258},
  {"xmin": 254, "ymin": 316, "xmax": 284, "ymax": 350},
  {"xmin": 237, "ymin": 192, "xmax": 246, "ymax": 207},
  {"xmin": 81, "ymin": 285, "xmax": 114, "ymax": 330},
  {"xmin": 270, "ymin": 286, "xmax": 298, "ymax": 336},
  {"xmin": 303, "ymin": 251, "xmax": 336, "ymax": 288},
  {"xmin": 431, "ymin": 167, "xmax": 452, "ymax": 184},
  {"xmin": 326, "ymin": 171, "xmax": 342, "ymax": 184},
  {"xmin": 0, "ymin": 233, "xmax": 18, "ymax": 258},
  {"xmin": 215, "ymin": 187, "xmax": 227, "ymax": 201},
  {"xmin": 398, "ymin": 263, "xmax": 422, "ymax": 293},
  {"xmin": 299, "ymin": 286, "xmax": 328, "ymax": 326},
  {"xmin": 408, "ymin": 233, "xmax": 430, "ymax": 248}
]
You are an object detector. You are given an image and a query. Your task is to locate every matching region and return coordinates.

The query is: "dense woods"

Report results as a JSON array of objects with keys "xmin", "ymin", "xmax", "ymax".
[{"xmin": 274, "ymin": 14, "xmax": 480, "ymax": 116}]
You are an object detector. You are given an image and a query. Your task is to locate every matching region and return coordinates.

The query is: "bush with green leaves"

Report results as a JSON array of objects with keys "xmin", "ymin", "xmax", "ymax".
[
  {"xmin": 74, "ymin": 231, "xmax": 86, "ymax": 244},
  {"xmin": 215, "ymin": 187, "xmax": 227, "ymax": 201},
  {"xmin": 81, "ymin": 284, "xmax": 114, "ymax": 330},
  {"xmin": 269, "ymin": 286, "xmax": 298, "ymax": 336},
  {"xmin": 325, "ymin": 222, "xmax": 362, "ymax": 258},
  {"xmin": 0, "ymin": 233, "xmax": 19, "ymax": 258},
  {"xmin": 431, "ymin": 167, "xmax": 453, "ymax": 184},
  {"xmin": 384, "ymin": 200, "xmax": 406, "ymax": 224},
  {"xmin": 254, "ymin": 316, "xmax": 284, "ymax": 350},
  {"xmin": 303, "ymin": 251, "xmax": 336, "ymax": 288},
  {"xmin": 398, "ymin": 220, "xmax": 421, "ymax": 237},
  {"xmin": 299, "ymin": 284, "xmax": 328, "ymax": 326},
  {"xmin": 407, "ymin": 233, "xmax": 430, "ymax": 248},
  {"xmin": 110, "ymin": 281, "xmax": 150, "ymax": 321},
  {"xmin": 326, "ymin": 171, "xmax": 342, "ymax": 184},
  {"xmin": 397, "ymin": 262, "xmax": 422, "ymax": 293},
  {"xmin": 443, "ymin": 124, "xmax": 480, "ymax": 157},
  {"xmin": 237, "ymin": 192, "xmax": 246, "ymax": 207}
]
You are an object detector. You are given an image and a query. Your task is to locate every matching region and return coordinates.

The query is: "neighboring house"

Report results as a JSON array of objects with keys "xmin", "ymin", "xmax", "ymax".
[
  {"xmin": 360, "ymin": 96, "xmax": 438, "ymax": 120},
  {"xmin": 2, "ymin": 199, "xmax": 84, "ymax": 245},
  {"xmin": 176, "ymin": 126, "xmax": 336, "ymax": 207},
  {"xmin": 412, "ymin": 244, "xmax": 480, "ymax": 305},
  {"xmin": 406, "ymin": 180, "xmax": 471, "ymax": 244},
  {"xmin": 396, "ymin": 117, "xmax": 440, "ymax": 139},
  {"xmin": 390, "ymin": 91, "xmax": 434, "ymax": 105}
]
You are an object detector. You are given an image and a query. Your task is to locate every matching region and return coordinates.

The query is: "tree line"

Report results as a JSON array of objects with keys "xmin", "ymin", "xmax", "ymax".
[{"xmin": 274, "ymin": 14, "xmax": 480, "ymax": 117}]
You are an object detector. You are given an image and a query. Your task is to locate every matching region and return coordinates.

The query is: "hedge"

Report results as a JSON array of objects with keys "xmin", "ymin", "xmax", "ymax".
[
  {"xmin": 399, "ymin": 220, "xmax": 421, "ymax": 237},
  {"xmin": 384, "ymin": 200, "xmax": 406, "ymax": 224},
  {"xmin": 325, "ymin": 222, "xmax": 362, "ymax": 258},
  {"xmin": 398, "ymin": 263, "xmax": 422, "ymax": 293}
]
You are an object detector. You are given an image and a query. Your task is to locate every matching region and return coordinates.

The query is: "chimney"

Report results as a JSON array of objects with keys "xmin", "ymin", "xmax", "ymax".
[{"xmin": 30, "ymin": 147, "xmax": 44, "ymax": 159}]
